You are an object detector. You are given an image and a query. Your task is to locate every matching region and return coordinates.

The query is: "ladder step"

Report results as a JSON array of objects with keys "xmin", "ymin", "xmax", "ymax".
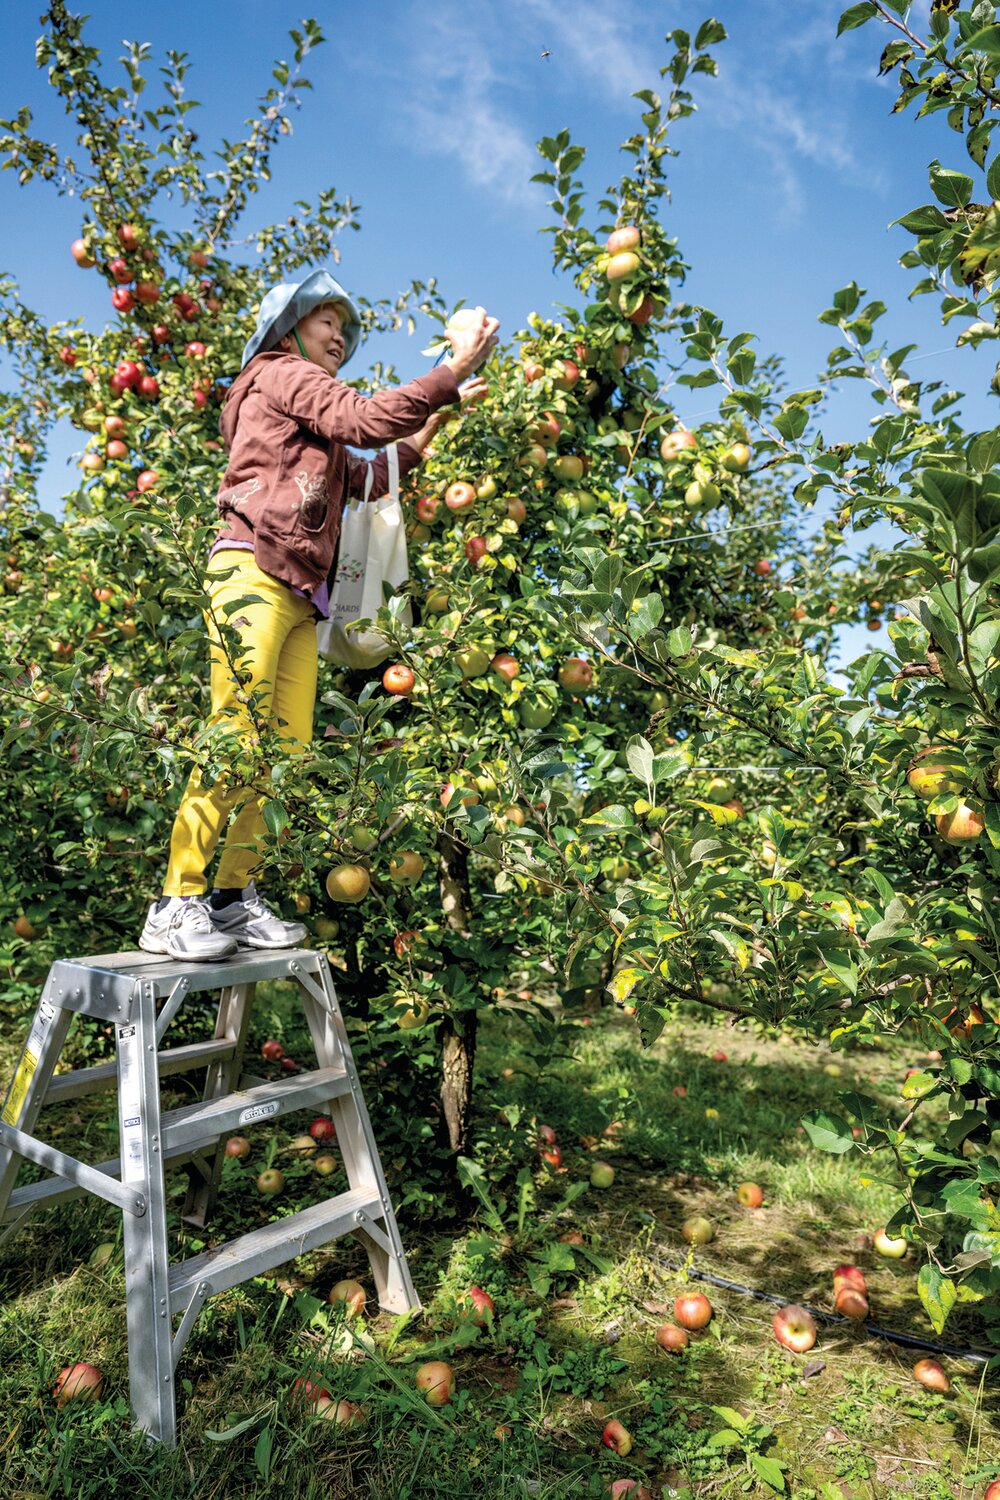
[
  {"xmin": 160, "ymin": 1066, "xmax": 351, "ymax": 1153},
  {"xmin": 46, "ymin": 1039, "xmax": 237, "ymax": 1103},
  {"xmin": 57, "ymin": 947, "xmax": 325, "ymax": 1001},
  {"xmin": 3, "ymin": 1141, "xmax": 201, "ymax": 1220},
  {"xmin": 169, "ymin": 1186, "xmax": 383, "ymax": 1305}
]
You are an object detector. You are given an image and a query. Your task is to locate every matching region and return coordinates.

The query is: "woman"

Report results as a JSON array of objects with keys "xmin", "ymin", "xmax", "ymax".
[{"xmin": 139, "ymin": 269, "xmax": 498, "ymax": 961}]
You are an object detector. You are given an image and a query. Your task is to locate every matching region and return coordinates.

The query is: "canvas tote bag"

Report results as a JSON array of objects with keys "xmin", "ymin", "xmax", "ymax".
[{"xmin": 317, "ymin": 443, "xmax": 411, "ymax": 668}]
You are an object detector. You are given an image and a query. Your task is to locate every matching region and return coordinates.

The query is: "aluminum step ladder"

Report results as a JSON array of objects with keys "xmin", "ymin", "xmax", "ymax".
[{"xmin": 0, "ymin": 945, "xmax": 420, "ymax": 1447}]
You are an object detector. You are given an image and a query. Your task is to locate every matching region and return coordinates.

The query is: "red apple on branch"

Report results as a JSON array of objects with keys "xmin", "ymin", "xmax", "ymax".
[
  {"xmin": 445, "ymin": 480, "xmax": 476, "ymax": 512},
  {"xmin": 606, "ymin": 226, "xmax": 641, "ymax": 255},
  {"xmin": 382, "ymin": 663, "xmax": 415, "ymax": 696}
]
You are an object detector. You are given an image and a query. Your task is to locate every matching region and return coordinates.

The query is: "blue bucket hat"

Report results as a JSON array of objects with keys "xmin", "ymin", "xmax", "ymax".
[{"xmin": 241, "ymin": 269, "xmax": 362, "ymax": 370}]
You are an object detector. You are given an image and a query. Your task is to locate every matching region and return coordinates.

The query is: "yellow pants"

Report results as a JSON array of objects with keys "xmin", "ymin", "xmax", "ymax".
[{"xmin": 163, "ymin": 552, "xmax": 318, "ymax": 897}]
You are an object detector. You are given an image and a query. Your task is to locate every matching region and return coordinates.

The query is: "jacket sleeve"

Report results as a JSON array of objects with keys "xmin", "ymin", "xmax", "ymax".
[
  {"xmin": 344, "ymin": 440, "xmax": 423, "ymax": 501},
  {"xmin": 263, "ymin": 356, "xmax": 461, "ymax": 448}
]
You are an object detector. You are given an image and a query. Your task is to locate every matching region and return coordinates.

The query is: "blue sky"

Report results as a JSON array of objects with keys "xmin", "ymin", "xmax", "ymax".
[{"xmin": 1, "ymin": 0, "xmax": 995, "ymax": 668}]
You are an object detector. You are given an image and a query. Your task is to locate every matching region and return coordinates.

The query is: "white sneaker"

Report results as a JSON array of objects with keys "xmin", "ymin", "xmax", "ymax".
[
  {"xmin": 207, "ymin": 883, "xmax": 308, "ymax": 950},
  {"xmin": 139, "ymin": 896, "xmax": 239, "ymax": 962}
]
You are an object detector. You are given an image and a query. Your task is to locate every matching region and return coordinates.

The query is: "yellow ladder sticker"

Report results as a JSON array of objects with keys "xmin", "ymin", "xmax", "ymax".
[{"xmin": 2, "ymin": 1047, "xmax": 38, "ymax": 1127}]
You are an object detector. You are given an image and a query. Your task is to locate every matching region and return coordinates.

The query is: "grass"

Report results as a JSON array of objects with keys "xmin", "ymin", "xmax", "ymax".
[{"xmin": 0, "ymin": 983, "xmax": 996, "ymax": 1499}]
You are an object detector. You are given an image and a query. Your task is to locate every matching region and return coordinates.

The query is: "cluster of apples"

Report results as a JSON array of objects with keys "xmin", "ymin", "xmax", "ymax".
[
  {"xmin": 223, "ymin": 1104, "xmax": 338, "ymax": 1194},
  {"xmin": 906, "ymin": 743, "xmax": 984, "ymax": 846}
]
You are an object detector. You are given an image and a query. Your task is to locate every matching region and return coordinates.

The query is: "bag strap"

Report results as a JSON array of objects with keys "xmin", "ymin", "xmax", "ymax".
[
  {"xmin": 387, "ymin": 442, "xmax": 400, "ymax": 501},
  {"xmin": 363, "ymin": 460, "xmax": 375, "ymax": 505}
]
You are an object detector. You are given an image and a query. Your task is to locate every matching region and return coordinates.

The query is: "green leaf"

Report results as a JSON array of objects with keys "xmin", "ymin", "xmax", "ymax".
[
  {"xmin": 262, "ymin": 800, "xmax": 288, "ymax": 838},
  {"xmin": 751, "ymin": 1453, "xmax": 788, "ymax": 1493},
  {"xmin": 801, "ymin": 1109, "xmax": 854, "ymax": 1154},
  {"xmin": 773, "ymin": 404, "xmax": 808, "ymax": 440},
  {"xmin": 694, "ymin": 18, "xmax": 727, "ymax": 48},
  {"xmin": 710, "ymin": 1404, "xmax": 749, "ymax": 1433},
  {"xmin": 917, "ymin": 1262, "xmax": 957, "ymax": 1334},
  {"xmin": 962, "ymin": 24, "xmax": 1000, "ymax": 61},
  {"xmin": 892, "ymin": 204, "xmax": 952, "ymax": 235},
  {"xmin": 815, "ymin": 941, "xmax": 858, "ymax": 995},
  {"xmin": 204, "ymin": 1410, "xmax": 268, "ymax": 1442},
  {"xmin": 929, "ymin": 159, "xmax": 974, "ymax": 208},
  {"xmin": 626, "ymin": 735, "xmax": 654, "ymax": 785},
  {"xmin": 837, "ymin": 2, "xmax": 877, "ymax": 34},
  {"xmin": 901, "ymin": 1070, "xmax": 938, "ymax": 1099},
  {"xmin": 987, "ymin": 154, "xmax": 1000, "ymax": 201}
]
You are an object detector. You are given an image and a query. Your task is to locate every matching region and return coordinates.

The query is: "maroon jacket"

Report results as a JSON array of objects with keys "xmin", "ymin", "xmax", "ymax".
[{"xmin": 213, "ymin": 352, "xmax": 461, "ymax": 591}]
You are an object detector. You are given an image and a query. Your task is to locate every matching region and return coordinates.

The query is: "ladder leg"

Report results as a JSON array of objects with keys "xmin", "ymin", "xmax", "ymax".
[
  {"xmin": 298, "ymin": 964, "xmax": 420, "ymax": 1315},
  {"xmin": 118, "ymin": 981, "xmax": 176, "ymax": 1446},
  {"xmin": 180, "ymin": 982, "xmax": 255, "ymax": 1230},
  {"xmin": 0, "ymin": 975, "xmax": 74, "ymax": 1228}
]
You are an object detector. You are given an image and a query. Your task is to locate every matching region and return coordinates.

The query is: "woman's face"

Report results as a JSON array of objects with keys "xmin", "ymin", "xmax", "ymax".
[{"xmin": 282, "ymin": 301, "xmax": 346, "ymax": 376}]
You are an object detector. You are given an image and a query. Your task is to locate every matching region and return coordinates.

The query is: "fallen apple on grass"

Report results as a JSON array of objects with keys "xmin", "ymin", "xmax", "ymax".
[
  {"xmin": 835, "ymin": 1286, "xmax": 870, "ymax": 1320},
  {"xmin": 415, "ymin": 1360, "xmax": 455, "ymax": 1406},
  {"xmin": 256, "ymin": 1168, "xmax": 284, "ymax": 1196},
  {"xmin": 681, "ymin": 1215, "xmax": 714, "ymax": 1245},
  {"xmin": 913, "ymin": 1357, "xmax": 950, "ymax": 1393},
  {"xmin": 655, "ymin": 1322, "xmax": 689, "ymax": 1353},
  {"xmin": 590, "ymin": 1161, "xmax": 615, "ymax": 1188},
  {"xmin": 314, "ymin": 1395, "xmax": 365, "ymax": 1424},
  {"xmin": 606, "ymin": 1482, "xmax": 653, "ymax": 1500},
  {"xmin": 601, "ymin": 1418, "xmax": 633, "ymax": 1456},
  {"xmin": 458, "ymin": 1286, "xmax": 495, "ymax": 1325},
  {"xmin": 328, "ymin": 1279, "xmax": 366, "ymax": 1316},
  {"xmin": 309, "ymin": 1116, "xmax": 336, "ymax": 1142},
  {"xmin": 736, "ymin": 1182, "xmax": 763, "ymax": 1209},
  {"xmin": 833, "ymin": 1264, "xmax": 867, "ymax": 1295},
  {"xmin": 674, "ymin": 1291, "xmax": 713, "ymax": 1330},
  {"xmin": 773, "ymin": 1304, "xmax": 817, "ymax": 1353},
  {"xmin": 224, "ymin": 1135, "xmax": 250, "ymax": 1158},
  {"xmin": 53, "ymin": 1362, "xmax": 103, "ymax": 1406},
  {"xmin": 287, "ymin": 1133, "xmax": 317, "ymax": 1154},
  {"xmin": 291, "ymin": 1374, "xmax": 329, "ymax": 1405}
]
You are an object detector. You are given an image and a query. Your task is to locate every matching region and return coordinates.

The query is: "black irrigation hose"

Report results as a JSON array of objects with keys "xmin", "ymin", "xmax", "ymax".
[{"xmin": 665, "ymin": 1262, "xmax": 995, "ymax": 1368}]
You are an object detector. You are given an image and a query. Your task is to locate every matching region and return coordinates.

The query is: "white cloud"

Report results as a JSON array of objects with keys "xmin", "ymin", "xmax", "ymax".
[{"xmin": 386, "ymin": 5, "xmax": 542, "ymax": 206}]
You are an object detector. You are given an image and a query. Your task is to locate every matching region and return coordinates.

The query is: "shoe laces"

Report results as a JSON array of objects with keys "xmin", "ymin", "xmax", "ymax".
[
  {"xmin": 239, "ymin": 884, "xmax": 277, "ymax": 922},
  {"xmin": 169, "ymin": 897, "xmax": 216, "ymax": 933}
]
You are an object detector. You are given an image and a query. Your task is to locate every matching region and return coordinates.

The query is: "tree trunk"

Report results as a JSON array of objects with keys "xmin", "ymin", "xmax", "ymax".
[{"xmin": 437, "ymin": 830, "xmax": 476, "ymax": 1153}]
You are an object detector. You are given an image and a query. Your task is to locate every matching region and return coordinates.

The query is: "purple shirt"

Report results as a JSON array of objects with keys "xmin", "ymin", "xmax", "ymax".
[{"xmin": 209, "ymin": 540, "xmax": 330, "ymax": 620}]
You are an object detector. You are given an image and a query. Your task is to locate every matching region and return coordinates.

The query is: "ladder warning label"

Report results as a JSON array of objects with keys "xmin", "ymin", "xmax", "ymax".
[
  {"xmin": 1, "ymin": 1000, "xmax": 54, "ymax": 1126},
  {"xmin": 2, "ymin": 1050, "xmax": 37, "ymax": 1127},
  {"xmin": 239, "ymin": 1100, "xmax": 280, "ymax": 1125}
]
